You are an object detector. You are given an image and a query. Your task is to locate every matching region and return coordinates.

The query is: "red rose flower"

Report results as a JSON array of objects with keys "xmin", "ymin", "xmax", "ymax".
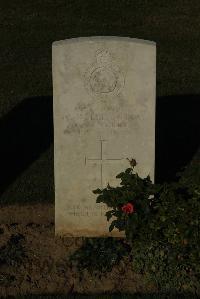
[{"xmin": 121, "ymin": 202, "xmax": 135, "ymax": 214}]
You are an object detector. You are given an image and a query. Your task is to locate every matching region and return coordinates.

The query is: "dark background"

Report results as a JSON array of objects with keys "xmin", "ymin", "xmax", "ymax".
[{"xmin": 0, "ymin": 0, "xmax": 199, "ymax": 204}]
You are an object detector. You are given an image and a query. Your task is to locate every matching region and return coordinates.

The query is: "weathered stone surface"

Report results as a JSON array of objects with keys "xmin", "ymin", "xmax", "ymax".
[{"xmin": 52, "ymin": 36, "xmax": 156, "ymax": 237}]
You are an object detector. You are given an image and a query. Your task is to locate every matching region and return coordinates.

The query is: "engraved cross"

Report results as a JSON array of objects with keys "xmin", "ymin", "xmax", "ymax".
[{"xmin": 85, "ymin": 138, "xmax": 123, "ymax": 188}]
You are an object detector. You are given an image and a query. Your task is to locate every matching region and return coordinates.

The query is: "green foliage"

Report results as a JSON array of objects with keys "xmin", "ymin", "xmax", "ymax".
[
  {"xmin": 68, "ymin": 237, "xmax": 131, "ymax": 275},
  {"xmin": 93, "ymin": 162, "xmax": 160, "ymax": 241},
  {"xmin": 93, "ymin": 160, "xmax": 200, "ymax": 291},
  {"xmin": 70, "ymin": 158, "xmax": 200, "ymax": 294},
  {"xmin": 135, "ymin": 164, "xmax": 200, "ymax": 293}
]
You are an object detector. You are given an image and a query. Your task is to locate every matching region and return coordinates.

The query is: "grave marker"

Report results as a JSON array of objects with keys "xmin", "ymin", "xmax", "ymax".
[{"xmin": 52, "ymin": 36, "xmax": 156, "ymax": 237}]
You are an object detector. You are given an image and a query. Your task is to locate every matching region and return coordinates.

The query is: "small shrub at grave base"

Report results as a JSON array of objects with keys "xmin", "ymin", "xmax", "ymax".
[
  {"xmin": 0, "ymin": 233, "xmax": 27, "ymax": 267},
  {"xmin": 69, "ymin": 157, "xmax": 200, "ymax": 294},
  {"xmin": 93, "ymin": 157, "xmax": 160, "ymax": 244},
  {"xmin": 68, "ymin": 237, "xmax": 132, "ymax": 276}
]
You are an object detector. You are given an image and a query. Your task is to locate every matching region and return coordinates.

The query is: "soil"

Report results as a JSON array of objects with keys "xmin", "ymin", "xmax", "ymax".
[{"xmin": 0, "ymin": 203, "xmax": 160, "ymax": 296}]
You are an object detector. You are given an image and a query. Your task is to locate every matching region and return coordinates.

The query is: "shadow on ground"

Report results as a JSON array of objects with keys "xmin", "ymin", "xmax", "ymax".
[{"xmin": 0, "ymin": 94, "xmax": 199, "ymax": 199}]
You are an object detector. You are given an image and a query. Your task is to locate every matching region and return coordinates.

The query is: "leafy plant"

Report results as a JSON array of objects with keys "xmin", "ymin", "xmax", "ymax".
[
  {"xmin": 68, "ymin": 237, "xmax": 131, "ymax": 276},
  {"xmin": 93, "ymin": 158, "xmax": 160, "ymax": 242},
  {"xmin": 99, "ymin": 159, "xmax": 200, "ymax": 293},
  {"xmin": 69, "ymin": 158, "xmax": 200, "ymax": 294},
  {"xmin": 138, "ymin": 165, "xmax": 200, "ymax": 293}
]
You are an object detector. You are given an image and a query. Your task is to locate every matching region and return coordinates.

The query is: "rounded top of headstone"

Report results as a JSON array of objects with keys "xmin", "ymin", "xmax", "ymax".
[{"xmin": 52, "ymin": 36, "xmax": 156, "ymax": 47}]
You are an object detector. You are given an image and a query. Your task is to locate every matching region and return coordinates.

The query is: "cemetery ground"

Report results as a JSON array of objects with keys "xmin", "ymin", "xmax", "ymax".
[
  {"xmin": 0, "ymin": 203, "xmax": 198, "ymax": 298},
  {"xmin": 0, "ymin": 202, "xmax": 158, "ymax": 297}
]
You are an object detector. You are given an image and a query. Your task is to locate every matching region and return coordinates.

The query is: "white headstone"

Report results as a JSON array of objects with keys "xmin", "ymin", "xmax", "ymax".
[{"xmin": 53, "ymin": 36, "xmax": 156, "ymax": 237}]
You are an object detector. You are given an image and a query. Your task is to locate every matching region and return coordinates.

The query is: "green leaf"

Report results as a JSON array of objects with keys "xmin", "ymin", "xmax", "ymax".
[
  {"xmin": 115, "ymin": 220, "xmax": 126, "ymax": 231},
  {"xmin": 116, "ymin": 172, "xmax": 124, "ymax": 178},
  {"xmin": 160, "ymin": 216, "xmax": 166, "ymax": 222},
  {"xmin": 105, "ymin": 210, "xmax": 114, "ymax": 221},
  {"xmin": 93, "ymin": 188, "xmax": 102, "ymax": 194},
  {"xmin": 96, "ymin": 195, "xmax": 104, "ymax": 203},
  {"xmin": 151, "ymin": 265, "xmax": 156, "ymax": 272},
  {"xmin": 112, "ymin": 210, "xmax": 123, "ymax": 218},
  {"xmin": 160, "ymin": 250, "xmax": 165, "ymax": 257},
  {"xmin": 109, "ymin": 220, "xmax": 118, "ymax": 232}
]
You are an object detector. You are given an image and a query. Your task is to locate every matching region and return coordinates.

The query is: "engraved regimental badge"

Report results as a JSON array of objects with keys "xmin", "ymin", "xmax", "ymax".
[{"xmin": 84, "ymin": 49, "xmax": 125, "ymax": 97}]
